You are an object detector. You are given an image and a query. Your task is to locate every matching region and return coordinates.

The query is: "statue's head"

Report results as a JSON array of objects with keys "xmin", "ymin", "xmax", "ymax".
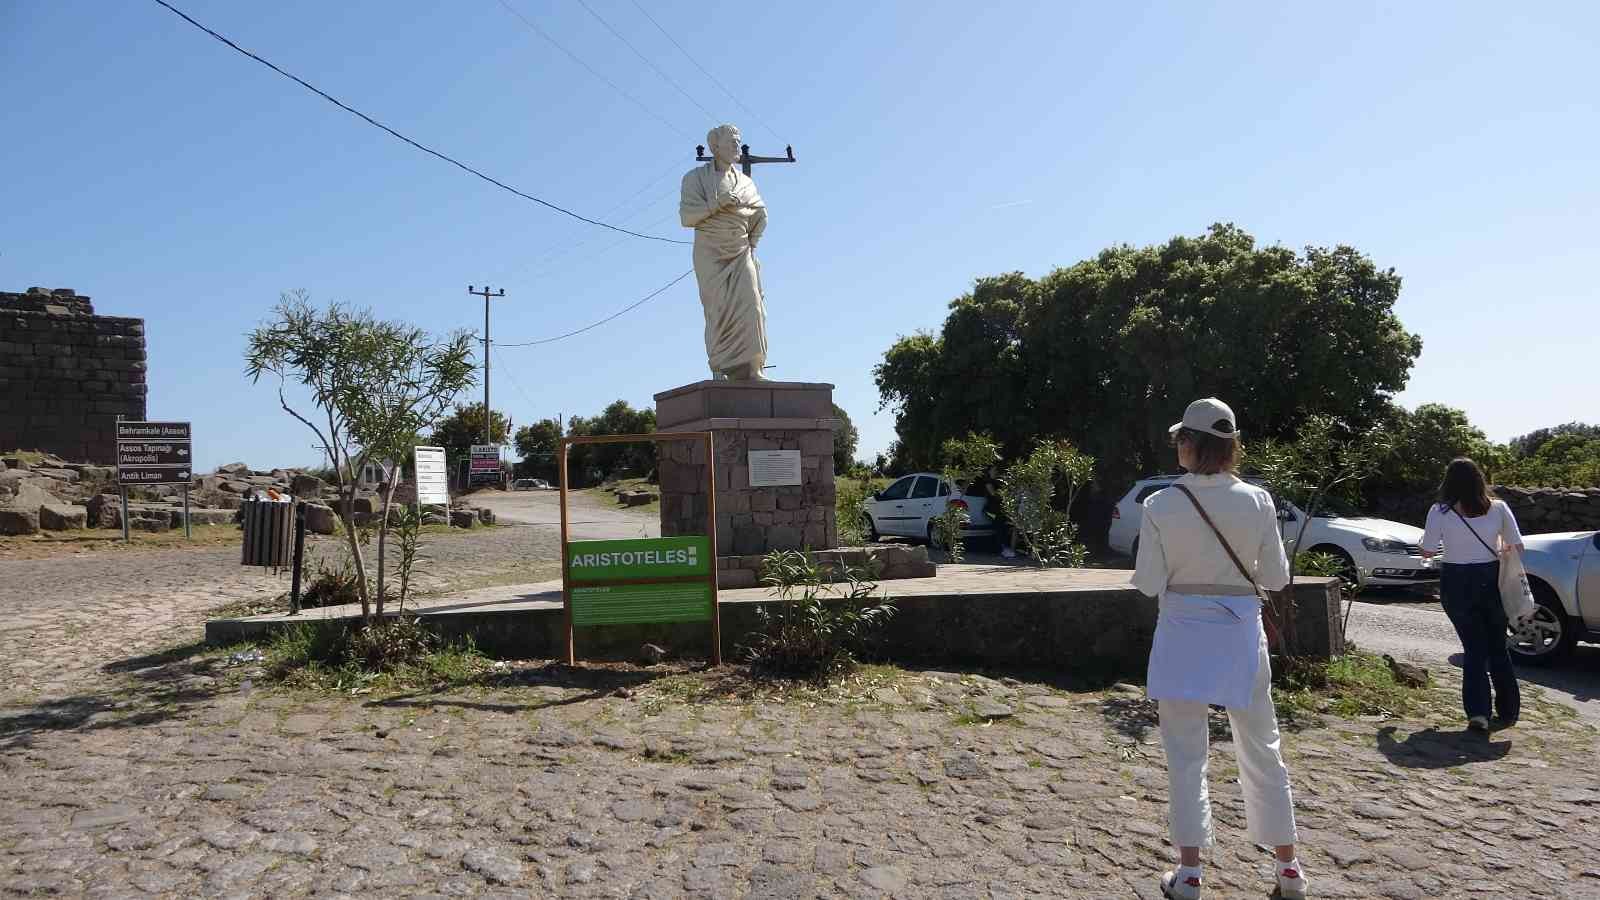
[{"xmin": 707, "ymin": 124, "xmax": 742, "ymax": 166}]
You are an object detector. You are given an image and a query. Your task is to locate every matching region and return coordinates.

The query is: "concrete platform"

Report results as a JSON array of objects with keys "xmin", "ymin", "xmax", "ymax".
[{"xmin": 206, "ymin": 566, "xmax": 1344, "ymax": 675}]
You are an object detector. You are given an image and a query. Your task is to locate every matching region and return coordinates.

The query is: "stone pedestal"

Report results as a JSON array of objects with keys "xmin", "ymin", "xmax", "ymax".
[{"xmin": 654, "ymin": 381, "xmax": 838, "ymax": 559}]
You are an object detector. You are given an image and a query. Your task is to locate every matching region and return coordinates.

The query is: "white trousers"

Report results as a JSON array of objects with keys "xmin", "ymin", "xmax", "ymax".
[{"xmin": 1158, "ymin": 635, "xmax": 1298, "ymax": 848}]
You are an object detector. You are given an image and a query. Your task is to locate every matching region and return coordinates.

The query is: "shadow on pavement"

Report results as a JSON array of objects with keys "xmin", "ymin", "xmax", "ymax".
[
  {"xmin": 363, "ymin": 662, "xmax": 672, "ymax": 713},
  {"xmin": 1502, "ymin": 645, "xmax": 1600, "ymax": 706},
  {"xmin": 1375, "ymin": 724, "xmax": 1512, "ymax": 768},
  {"xmin": 1, "ymin": 640, "xmax": 236, "ymax": 751}
]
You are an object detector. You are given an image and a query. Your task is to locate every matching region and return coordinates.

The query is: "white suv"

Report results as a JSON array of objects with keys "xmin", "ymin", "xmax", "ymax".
[
  {"xmin": 1106, "ymin": 475, "xmax": 1438, "ymax": 589},
  {"xmin": 863, "ymin": 472, "xmax": 997, "ymax": 546}
]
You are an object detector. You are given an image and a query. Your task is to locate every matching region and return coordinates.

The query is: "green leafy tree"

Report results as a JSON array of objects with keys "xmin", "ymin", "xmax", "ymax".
[
  {"xmin": 514, "ymin": 418, "xmax": 562, "ymax": 459},
  {"xmin": 1249, "ymin": 415, "xmax": 1394, "ymax": 655},
  {"xmin": 1367, "ymin": 402, "xmax": 1504, "ymax": 497},
  {"xmin": 1501, "ymin": 431, "xmax": 1600, "ymax": 487},
  {"xmin": 1508, "ymin": 422, "xmax": 1600, "ymax": 458},
  {"xmin": 832, "ymin": 404, "xmax": 859, "ymax": 474},
  {"xmin": 513, "ymin": 418, "xmax": 563, "ymax": 480},
  {"xmin": 430, "ymin": 402, "xmax": 512, "ymax": 475},
  {"xmin": 998, "ymin": 439, "xmax": 1094, "ymax": 568},
  {"xmin": 566, "ymin": 400, "xmax": 656, "ymax": 484},
  {"xmin": 875, "ymin": 225, "xmax": 1423, "ymax": 494},
  {"xmin": 246, "ymin": 291, "xmax": 475, "ymax": 622}
]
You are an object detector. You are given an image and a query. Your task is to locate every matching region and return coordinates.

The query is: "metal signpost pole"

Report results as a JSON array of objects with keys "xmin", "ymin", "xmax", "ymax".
[
  {"xmin": 289, "ymin": 500, "xmax": 306, "ymax": 615},
  {"xmin": 705, "ymin": 432, "xmax": 721, "ymax": 667},
  {"xmin": 183, "ymin": 484, "xmax": 192, "ymax": 539},
  {"xmin": 559, "ymin": 440, "xmax": 574, "ymax": 666},
  {"xmin": 116, "ymin": 415, "xmax": 130, "ymax": 542}
]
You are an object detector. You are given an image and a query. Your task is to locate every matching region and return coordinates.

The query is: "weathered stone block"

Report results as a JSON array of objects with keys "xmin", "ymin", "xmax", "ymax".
[
  {"xmin": 39, "ymin": 504, "xmax": 87, "ymax": 530},
  {"xmin": 304, "ymin": 503, "xmax": 336, "ymax": 535},
  {"xmin": 0, "ymin": 507, "xmax": 40, "ymax": 535}
]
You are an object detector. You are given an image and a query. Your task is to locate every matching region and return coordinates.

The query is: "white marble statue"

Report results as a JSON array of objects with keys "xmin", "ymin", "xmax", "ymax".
[{"xmin": 680, "ymin": 123, "xmax": 768, "ymax": 381}]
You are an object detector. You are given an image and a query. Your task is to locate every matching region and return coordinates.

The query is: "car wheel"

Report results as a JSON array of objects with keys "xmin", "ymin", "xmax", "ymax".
[
  {"xmin": 861, "ymin": 513, "xmax": 879, "ymax": 542},
  {"xmin": 1508, "ymin": 580, "xmax": 1575, "ymax": 666},
  {"xmin": 927, "ymin": 522, "xmax": 944, "ymax": 550}
]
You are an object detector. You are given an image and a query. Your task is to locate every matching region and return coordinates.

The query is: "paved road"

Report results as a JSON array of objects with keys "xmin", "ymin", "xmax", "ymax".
[
  {"xmin": 471, "ymin": 488, "xmax": 660, "ymax": 540},
  {"xmin": 1347, "ymin": 595, "xmax": 1600, "ymax": 729}
]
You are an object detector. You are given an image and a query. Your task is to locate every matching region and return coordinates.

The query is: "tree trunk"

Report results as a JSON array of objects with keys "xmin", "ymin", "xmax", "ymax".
[
  {"xmin": 340, "ymin": 487, "xmax": 371, "ymax": 622},
  {"xmin": 375, "ymin": 473, "xmax": 401, "ymax": 619}
]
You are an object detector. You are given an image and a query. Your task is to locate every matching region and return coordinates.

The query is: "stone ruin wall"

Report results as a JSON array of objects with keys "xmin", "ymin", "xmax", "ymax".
[{"xmin": 0, "ymin": 288, "xmax": 147, "ymax": 462}]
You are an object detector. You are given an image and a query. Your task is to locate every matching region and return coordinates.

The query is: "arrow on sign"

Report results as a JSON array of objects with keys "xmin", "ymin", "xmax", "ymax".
[
  {"xmin": 179, "ymin": 471, "xmax": 190, "ymax": 480},
  {"xmin": 178, "ymin": 448, "xmax": 189, "ymax": 458}
]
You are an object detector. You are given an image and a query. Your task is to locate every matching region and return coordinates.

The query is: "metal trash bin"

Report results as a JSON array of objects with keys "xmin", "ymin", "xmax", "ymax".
[{"xmin": 241, "ymin": 496, "xmax": 295, "ymax": 567}]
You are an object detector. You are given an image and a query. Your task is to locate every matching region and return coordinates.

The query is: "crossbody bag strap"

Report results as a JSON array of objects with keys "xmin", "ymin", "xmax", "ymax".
[
  {"xmin": 1452, "ymin": 506, "xmax": 1501, "ymax": 557},
  {"xmin": 1172, "ymin": 484, "xmax": 1260, "ymax": 593}
]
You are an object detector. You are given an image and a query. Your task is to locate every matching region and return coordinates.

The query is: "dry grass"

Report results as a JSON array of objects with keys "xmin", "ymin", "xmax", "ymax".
[
  {"xmin": 0, "ymin": 523, "xmax": 243, "ymax": 559},
  {"xmin": 579, "ymin": 478, "xmax": 659, "ymax": 519}
]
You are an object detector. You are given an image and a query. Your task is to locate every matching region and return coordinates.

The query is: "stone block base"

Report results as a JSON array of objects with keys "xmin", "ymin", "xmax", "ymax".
[
  {"xmin": 716, "ymin": 545, "xmax": 938, "ymax": 589},
  {"xmin": 655, "ymin": 380, "xmax": 840, "ymax": 557}
]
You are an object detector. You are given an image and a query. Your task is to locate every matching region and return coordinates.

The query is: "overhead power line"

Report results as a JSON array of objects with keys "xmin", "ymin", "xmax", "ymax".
[
  {"xmin": 626, "ymin": 0, "xmax": 784, "ymax": 141},
  {"xmin": 494, "ymin": 0, "xmax": 693, "ymax": 142},
  {"xmin": 573, "ymin": 0, "xmax": 718, "ymax": 122},
  {"xmin": 151, "ymin": 0, "xmax": 688, "ymax": 245},
  {"xmin": 498, "ymin": 269, "xmax": 692, "ymax": 347}
]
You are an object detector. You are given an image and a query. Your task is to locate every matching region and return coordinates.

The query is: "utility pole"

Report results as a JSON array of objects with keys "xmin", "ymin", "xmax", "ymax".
[{"xmin": 467, "ymin": 285, "xmax": 505, "ymax": 445}]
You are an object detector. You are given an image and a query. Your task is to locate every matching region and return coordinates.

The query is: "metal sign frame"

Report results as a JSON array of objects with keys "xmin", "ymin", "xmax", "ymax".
[{"xmin": 558, "ymin": 431, "xmax": 719, "ymax": 666}]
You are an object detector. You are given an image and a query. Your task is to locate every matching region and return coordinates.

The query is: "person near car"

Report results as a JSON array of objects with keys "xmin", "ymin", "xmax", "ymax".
[
  {"xmin": 963, "ymin": 466, "xmax": 1018, "ymax": 559},
  {"xmin": 1133, "ymin": 398, "xmax": 1307, "ymax": 900},
  {"xmin": 1418, "ymin": 457, "xmax": 1525, "ymax": 732}
]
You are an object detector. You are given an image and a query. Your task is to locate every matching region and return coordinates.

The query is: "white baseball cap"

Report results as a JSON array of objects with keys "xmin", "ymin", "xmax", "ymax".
[{"xmin": 1169, "ymin": 397, "xmax": 1239, "ymax": 439}]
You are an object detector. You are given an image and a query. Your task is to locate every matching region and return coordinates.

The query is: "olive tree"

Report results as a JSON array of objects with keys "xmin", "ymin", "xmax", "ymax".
[
  {"xmin": 1249, "ymin": 415, "xmax": 1393, "ymax": 652},
  {"xmin": 246, "ymin": 291, "xmax": 476, "ymax": 622}
]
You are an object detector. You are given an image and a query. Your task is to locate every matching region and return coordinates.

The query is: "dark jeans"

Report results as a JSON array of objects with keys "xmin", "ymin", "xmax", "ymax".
[{"xmin": 1440, "ymin": 561, "xmax": 1520, "ymax": 722}]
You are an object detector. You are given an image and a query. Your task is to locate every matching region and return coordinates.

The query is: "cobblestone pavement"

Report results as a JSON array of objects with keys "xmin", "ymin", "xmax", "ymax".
[
  {"xmin": 0, "ymin": 524, "xmax": 558, "ymax": 704},
  {"xmin": 2, "ymin": 645, "xmax": 1598, "ymax": 898}
]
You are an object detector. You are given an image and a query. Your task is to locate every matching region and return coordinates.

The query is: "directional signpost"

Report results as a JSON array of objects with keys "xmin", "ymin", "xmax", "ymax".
[{"xmin": 116, "ymin": 419, "xmax": 194, "ymax": 540}]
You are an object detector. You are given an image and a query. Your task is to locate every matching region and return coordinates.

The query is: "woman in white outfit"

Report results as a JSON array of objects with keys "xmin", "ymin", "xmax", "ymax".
[{"xmin": 1134, "ymin": 398, "xmax": 1308, "ymax": 900}]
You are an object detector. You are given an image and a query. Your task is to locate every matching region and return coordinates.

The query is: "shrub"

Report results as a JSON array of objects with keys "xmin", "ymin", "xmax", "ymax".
[
  {"xmin": 998, "ymin": 439, "xmax": 1093, "ymax": 568},
  {"xmin": 835, "ymin": 474, "xmax": 877, "ymax": 546},
  {"xmin": 931, "ymin": 505, "xmax": 970, "ymax": 562},
  {"xmin": 743, "ymin": 550, "xmax": 895, "ymax": 679}
]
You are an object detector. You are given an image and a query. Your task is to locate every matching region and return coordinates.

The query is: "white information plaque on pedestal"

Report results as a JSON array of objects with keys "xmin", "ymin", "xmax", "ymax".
[{"xmin": 748, "ymin": 450, "xmax": 802, "ymax": 488}]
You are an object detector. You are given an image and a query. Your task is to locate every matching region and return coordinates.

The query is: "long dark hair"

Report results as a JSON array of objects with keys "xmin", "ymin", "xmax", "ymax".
[{"xmin": 1438, "ymin": 457, "xmax": 1492, "ymax": 517}]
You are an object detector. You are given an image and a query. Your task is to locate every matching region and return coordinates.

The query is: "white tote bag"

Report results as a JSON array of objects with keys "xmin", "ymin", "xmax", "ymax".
[
  {"xmin": 1455, "ymin": 509, "xmax": 1535, "ymax": 621},
  {"xmin": 1498, "ymin": 547, "xmax": 1537, "ymax": 622}
]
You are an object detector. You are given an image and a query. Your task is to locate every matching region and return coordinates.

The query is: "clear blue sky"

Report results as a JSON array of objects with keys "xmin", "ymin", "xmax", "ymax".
[{"xmin": 4, "ymin": 1, "xmax": 1595, "ymax": 472}]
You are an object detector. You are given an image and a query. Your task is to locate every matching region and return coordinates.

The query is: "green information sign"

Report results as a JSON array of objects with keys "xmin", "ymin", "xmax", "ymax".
[
  {"xmin": 571, "ymin": 582, "xmax": 714, "ymax": 625},
  {"xmin": 565, "ymin": 536, "xmax": 714, "ymax": 626},
  {"xmin": 567, "ymin": 536, "xmax": 710, "ymax": 583}
]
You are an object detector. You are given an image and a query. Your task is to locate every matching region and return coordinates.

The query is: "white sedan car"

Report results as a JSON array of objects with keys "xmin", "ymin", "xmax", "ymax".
[
  {"xmin": 1511, "ymin": 530, "xmax": 1600, "ymax": 665},
  {"xmin": 862, "ymin": 472, "xmax": 997, "ymax": 547}
]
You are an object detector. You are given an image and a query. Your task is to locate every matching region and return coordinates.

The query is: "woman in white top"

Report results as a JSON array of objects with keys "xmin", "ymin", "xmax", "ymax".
[
  {"xmin": 1418, "ymin": 457, "xmax": 1525, "ymax": 731},
  {"xmin": 1134, "ymin": 398, "xmax": 1306, "ymax": 900}
]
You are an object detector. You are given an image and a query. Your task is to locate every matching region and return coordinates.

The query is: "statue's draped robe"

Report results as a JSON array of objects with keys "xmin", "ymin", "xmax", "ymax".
[{"xmin": 680, "ymin": 163, "xmax": 768, "ymax": 377}]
